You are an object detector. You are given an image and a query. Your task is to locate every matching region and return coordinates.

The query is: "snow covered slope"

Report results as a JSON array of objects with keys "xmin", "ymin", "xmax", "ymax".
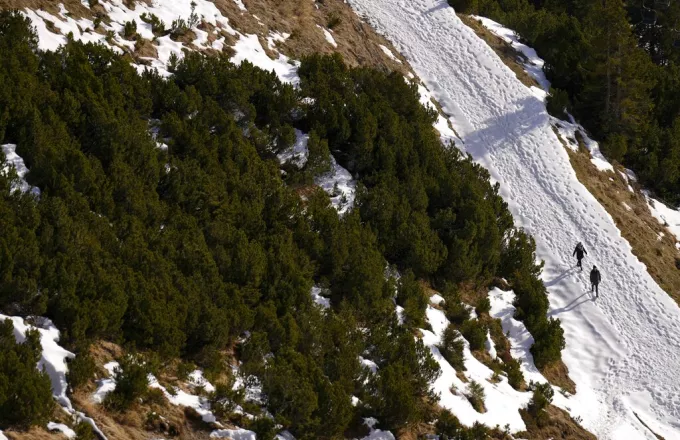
[{"xmin": 347, "ymin": 0, "xmax": 680, "ymax": 438}]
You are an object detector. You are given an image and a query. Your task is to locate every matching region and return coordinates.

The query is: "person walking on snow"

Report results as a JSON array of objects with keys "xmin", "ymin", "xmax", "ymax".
[
  {"xmin": 573, "ymin": 242, "xmax": 587, "ymax": 271},
  {"xmin": 590, "ymin": 265, "xmax": 601, "ymax": 298}
]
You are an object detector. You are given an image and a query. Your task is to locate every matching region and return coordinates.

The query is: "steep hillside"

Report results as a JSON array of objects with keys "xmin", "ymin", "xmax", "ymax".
[
  {"xmin": 0, "ymin": 1, "xmax": 571, "ymax": 439},
  {"xmin": 346, "ymin": 0, "xmax": 680, "ymax": 438},
  {"xmin": 4, "ymin": 0, "xmax": 677, "ymax": 439}
]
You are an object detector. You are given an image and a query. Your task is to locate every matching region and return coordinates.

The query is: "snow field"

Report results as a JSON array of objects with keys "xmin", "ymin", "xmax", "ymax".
[{"xmin": 347, "ymin": 0, "xmax": 680, "ymax": 438}]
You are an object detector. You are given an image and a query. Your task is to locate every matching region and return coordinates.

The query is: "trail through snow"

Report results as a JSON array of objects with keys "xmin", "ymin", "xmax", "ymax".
[{"xmin": 347, "ymin": 0, "xmax": 680, "ymax": 438}]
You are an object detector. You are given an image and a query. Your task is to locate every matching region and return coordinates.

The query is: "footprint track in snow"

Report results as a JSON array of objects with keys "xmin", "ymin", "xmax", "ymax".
[{"xmin": 347, "ymin": 0, "xmax": 680, "ymax": 438}]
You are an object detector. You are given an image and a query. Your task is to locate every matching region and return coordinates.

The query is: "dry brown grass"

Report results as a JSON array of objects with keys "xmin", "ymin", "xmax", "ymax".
[
  {"xmin": 4, "ymin": 428, "xmax": 64, "ymax": 440},
  {"xmin": 541, "ymin": 359, "xmax": 575, "ymax": 394},
  {"xmin": 517, "ymin": 405, "xmax": 596, "ymax": 440},
  {"xmin": 133, "ymin": 37, "xmax": 158, "ymax": 60},
  {"xmin": 0, "ymin": 0, "xmax": 91, "ymax": 18},
  {"xmin": 557, "ymin": 129, "xmax": 680, "ymax": 303},
  {"xmin": 66, "ymin": 344, "xmax": 222, "ymax": 440},
  {"xmin": 1, "ymin": 0, "xmax": 415, "ymax": 79},
  {"xmin": 211, "ymin": 0, "xmax": 411, "ymax": 74},
  {"xmin": 458, "ymin": 14, "xmax": 539, "ymax": 90}
]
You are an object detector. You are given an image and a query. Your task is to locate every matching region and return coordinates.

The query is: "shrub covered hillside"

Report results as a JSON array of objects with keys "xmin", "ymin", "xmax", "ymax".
[
  {"xmin": 0, "ymin": 11, "xmax": 561, "ymax": 437},
  {"xmin": 449, "ymin": 0, "xmax": 680, "ymax": 206}
]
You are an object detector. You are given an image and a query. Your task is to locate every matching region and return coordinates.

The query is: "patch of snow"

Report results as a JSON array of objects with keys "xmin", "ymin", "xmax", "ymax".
[
  {"xmin": 23, "ymin": 0, "xmax": 238, "ymax": 76},
  {"xmin": 148, "ymin": 374, "xmax": 217, "ymax": 424},
  {"xmin": 1, "ymin": 144, "xmax": 40, "ymax": 196},
  {"xmin": 645, "ymin": 192, "xmax": 680, "ymax": 242},
  {"xmin": 485, "ymin": 330, "xmax": 497, "ymax": 360},
  {"xmin": 395, "ymin": 304, "xmax": 405, "ymax": 325},
  {"xmin": 189, "ymin": 369, "xmax": 216, "ymax": 393},
  {"xmin": 415, "ymin": 82, "xmax": 459, "ymax": 146},
  {"xmin": 551, "ymin": 117, "xmax": 613, "ymax": 172},
  {"xmin": 211, "ymin": 428, "xmax": 255, "ymax": 439},
  {"xmin": 0, "ymin": 431, "xmax": 6, "ymax": 440},
  {"xmin": 359, "ymin": 356, "xmax": 378, "ymax": 374},
  {"xmin": 232, "ymin": 366, "xmax": 263, "ymax": 405},
  {"xmin": 315, "ymin": 155, "xmax": 356, "ymax": 215},
  {"xmin": 275, "ymin": 431, "xmax": 296, "ymax": 440},
  {"xmin": 74, "ymin": 412, "xmax": 107, "ymax": 440},
  {"xmin": 92, "ymin": 361, "xmax": 119, "ymax": 404},
  {"xmin": 47, "ymin": 422, "xmax": 76, "ymax": 439},
  {"xmin": 233, "ymin": 0, "xmax": 248, "ymax": 11},
  {"xmin": 267, "ymin": 31, "xmax": 290, "ymax": 50},
  {"xmin": 278, "ymin": 130, "xmax": 309, "ymax": 167},
  {"xmin": 310, "ymin": 286, "xmax": 331, "ymax": 309},
  {"xmin": 275, "ymin": 432, "xmax": 296, "ymax": 440},
  {"xmin": 471, "ymin": 16, "xmax": 550, "ymax": 96},
  {"xmin": 622, "ymin": 202, "xmax": 632, "ymax": 212},
  {"xmin": 430, "ymin": 293, "xmax": 445, "ymax": 305},
  {"xmin": 420, "ymin": 306, "xmax": 529, "ymax": 432},
  {"xmin": 231, "ymin": 34, "xmax": 300, "ymax": 85},
  {"xmin": 318, "ymin": 25, "xmax": 338, "ymax": 48},
  {"xmin": 0, "ymin": 315, "xmax": 75, "ymax": 409},
  {"xmin": 379, "ymin": 44, "xmax": 401, "ymax": 63},
  {"xmin": 0, "ymin": 315, "xmax": 107, "ymax": 436},
  {"xmin": 360, "ymin": 418, "xmax": 395, "ymax": 440},
  {"xmin": 465, "ymin": 303, "xmax": 477, "ymax": 320}
]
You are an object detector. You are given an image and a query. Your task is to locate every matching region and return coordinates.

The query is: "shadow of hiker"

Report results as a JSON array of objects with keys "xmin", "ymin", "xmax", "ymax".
[
  {"xmin": 545, "ymin": 267, "xmax": 577, "ymax": 287},
  {"xmin": 548, "ymin": 292, "xmax": 590, "ymax": 317}
]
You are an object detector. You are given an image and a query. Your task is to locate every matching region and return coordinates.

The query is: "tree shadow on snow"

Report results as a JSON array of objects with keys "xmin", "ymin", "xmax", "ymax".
[
  {"xmin": 548, "ymin": 292, "xmax": 591, "ymax": 316},
  {"xmin": 423, "ymin": 2, "xmax": 450, "ymax": 15},
  {"xmin": 545, "ymin": 266, "xmax": 577, "ymax": 287}
]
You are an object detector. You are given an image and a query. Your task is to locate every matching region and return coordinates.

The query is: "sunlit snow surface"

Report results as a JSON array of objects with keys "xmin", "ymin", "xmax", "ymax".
[
  {"xmin": 47, "ymin": 422, "xmax": 76, "ymax": 439},
  {"xmin": 92, "ymin": 361, "xmax": 119, "ymax": 404},
  {"xmin": 318, "ymin": 25, "xmax": 338, "ymax": 48},
  {"xmin": 315, "ymin": 156, "xmax": 357, "ymax": 215},
  {"xmin": 347, "ymin": 0, "xmax": 680, "ymax": 438},
  {"xmin": 472, "ymin": 15, "xmax": 549, "ymax": 99},
  {"xmin": 1, "ymin": 144, "xmax": 40, "ymax": 196},
  {"xmin": 645, "ymin": 192, "xmax": 680, "ymax": 244},
  {"xmin": 380, "ymin": 44, "xmax": 402, "ymax": 63}
]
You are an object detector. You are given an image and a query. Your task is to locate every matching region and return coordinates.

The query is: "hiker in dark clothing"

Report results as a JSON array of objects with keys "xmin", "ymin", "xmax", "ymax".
[
  {"xmin": 590, "ymin": 265, "xmax": 601, "ymax": 298},
  {"xmin": 573, "ymin": 242, "xmax": 587, "ymax": 271}
]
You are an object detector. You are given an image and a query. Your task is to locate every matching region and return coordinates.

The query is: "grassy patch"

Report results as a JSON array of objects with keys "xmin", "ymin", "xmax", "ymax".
[{"xmin": 517, "ymin": 405, "xmax": 596, "ymax": 440}]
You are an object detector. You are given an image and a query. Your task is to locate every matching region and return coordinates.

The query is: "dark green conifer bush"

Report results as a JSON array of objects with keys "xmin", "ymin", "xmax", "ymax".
[{"xmin": 0, "ymin": 319, "xmax": 54, "ymax": 430}]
